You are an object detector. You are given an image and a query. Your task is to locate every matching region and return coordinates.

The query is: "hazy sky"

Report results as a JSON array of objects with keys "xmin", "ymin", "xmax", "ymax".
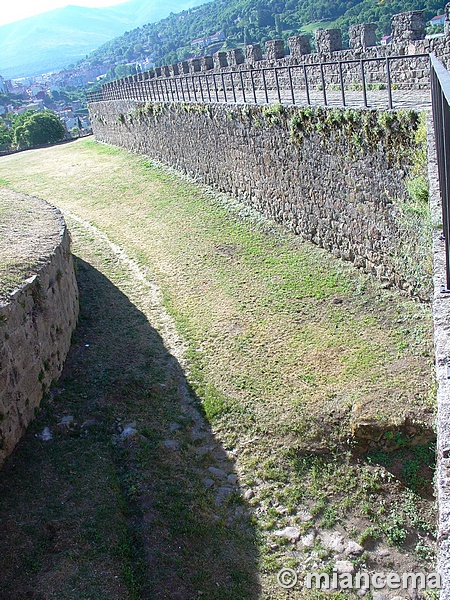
[{"xmin": 0, "ymin": 0, "xmax": 127, "ymax": 27}]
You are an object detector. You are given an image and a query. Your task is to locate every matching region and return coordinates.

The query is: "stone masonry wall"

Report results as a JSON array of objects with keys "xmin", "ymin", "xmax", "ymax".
[
  {"xmin": 89, "ymin": 100, "xmax": 427, "ymax": 299},
  {"xmin": 0, "ymin": 195, "xmax": 79, "ymax": 467}
]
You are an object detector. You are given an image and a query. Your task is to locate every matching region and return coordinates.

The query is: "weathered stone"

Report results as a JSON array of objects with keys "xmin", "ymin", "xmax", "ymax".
[
  {"xmin": 178, "ymin": 61, "xmax": 189, "ymax": 74},
  {"xmin": 391, "ymin": 11, "xmax": 425, "ymax": 42},
  {"xmin": 188, "ymin": 58, "xmax": 201, "ymax": 73},
  {"xmin": 315, "ymin": 29, "xmax": 343, "ymax": 53},
  {"xmin": 344, "ymin": 540, "xmax": 364, "ymax": 556},
  {"xmin": 245, "ymin": 44, "xmax": 263, "ymax": 65},
  {"xmin": 162, "ymin": 439, "xmax": 180, "ymax": 451},
  {"xmin": 274, "ymin": 526, "xmax": 301, "ymax": 541},
  {"xmin": 288, "ymin": 35, "xmax": 311, "ymax": 58},
  {"xmin": 213, "ymin": 52, "xmax": 228, "ymax": 69},
  {"xmin": 201, "ymin": 56, "xmax": 213, "ymax": 71},
  {"xmin": 335, "ymin": 560, "xmax": 355, "ymax": 575},
  {"xmin": 227, "ymin": 48, "xmax": 245, "ymax": 67},
  {"xmin": 265, "ymin": 39, "xmax": 285, "ymax": 60},
  {"xmin": 319, "ymin": 530, "xmax": 346, "ymax": 553},
  {"xmin": 349, "ymin": 23, "xmax": 377, "ymax": 49},
  {"xmin": 208, "ymin": 466, "xmax": 227, "ymax": 478}
]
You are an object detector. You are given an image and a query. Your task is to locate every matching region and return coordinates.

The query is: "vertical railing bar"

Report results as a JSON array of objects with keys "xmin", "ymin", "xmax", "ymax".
[
  {"xmin": 180, "ymin": 77, "xmax": 186, "ymax": 102},
  {"xmin": 339, "ymin": 61, "xmax": 346, "ymax": 107},
  {"xmin": 231, "ymin": 72, "xmax": 237, "ymax": 103},
  {"xmin": 213, "ymin": 73, "xmax": 219, "ymax": 102},
  {"xmin": 240, "ymin": 70, "xmax": 247, "ymax": 103},
  {"xmin": 275, "ymin": 68, "xmax": 281, "ymax": 103},
  {"xmin": 199, "ymin": 75, "xmax": 205, "ymax": 102},
  {"xmin": 262, "ymin": 69, "xmax": 269, "ymax": 103},
  {"xmin": 221, "ymin": 72, "xmax": 227, "ymax": 103},
  {"xmin": 206, "ymin": 74, "xmax": 212, "ymax": 102},
  {"xmin": 360, "ymin": 60, "xmax": 368, "ymax": 107},
  {"xmin": 186, "ymin": 76, "xmax": 191, "ymax": 101},
  {"xmin": 303, "ymin": 65, "xmax": 311, "ymax": 105},
  {"xmin": 250, "ymin": 69, "xmax": 257, "ymax": 104},
  {"xmin": 174, "ymin": 77, "xmax": 180, "ymax": 102},
  {"xmin": 320, "ymin": 63, "xmax": 327, "ymax": 106},
  {"xmin": 386, "ymin": 57, "xmax": 393, "ymax": 110},
  {"xmin": 288, "ymin": 66, "xmax": 295, "ymax": 105},
  {"xmin": 192, "ymin": 76, "xmax": 197, "ymax": 102}
]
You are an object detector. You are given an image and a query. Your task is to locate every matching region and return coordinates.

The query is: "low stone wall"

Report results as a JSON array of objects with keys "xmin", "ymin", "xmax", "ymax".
[
  {"xmin": 0, "ymin": 192, "xmax": 79, "ymax": 467},
  {"xmin": 89, "ymin": 99, "xmax": 430, "ymax": 300}
]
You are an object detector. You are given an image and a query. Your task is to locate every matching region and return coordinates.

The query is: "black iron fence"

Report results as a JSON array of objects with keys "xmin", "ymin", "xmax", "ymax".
[
  {"xmin": 87, "ymin": 54, "xmax": 430, "ymax": 111},
  {"xmin": 431, "ymin": 54, "xmax": 450, "ymax": 293}
]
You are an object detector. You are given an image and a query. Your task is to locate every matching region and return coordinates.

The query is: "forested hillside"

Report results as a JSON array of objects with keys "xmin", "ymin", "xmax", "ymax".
[{"xmin": 81, "ymin": 0, "xmax": 444, "ymax": 77}]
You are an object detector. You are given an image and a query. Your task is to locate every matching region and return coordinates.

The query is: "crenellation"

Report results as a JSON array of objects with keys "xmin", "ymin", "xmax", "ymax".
[
  {"xmin": 349, "ymin": 23, "xmax": 377, "ymax": 50},
  {"xmin": 288, "ymin": 35, "xmax": 311, "ymax": 58},
  {"xmin": 315, "ymin": 29, "xmax": 343, "ymax": 53},
  {"xmin": 213, "ymin": 51, "xmax": 228, "ymax": 69},
  {"xmin": 201, "ymin": 56, "xmax": 214, "ymax": 71},
  {"xmin": 265, "ymin": 39, "xmax": 285, "ymax": 60},
  {"xmin": 189, "ymin": 58, "xmax": 201, "ymax": 73},
  {"xmin": 227, "ymin": 48, "xmax": 245, "ymax": 67},
  {"xmin": 391, "ymin": 10, "xmax": 425, "ymax": 42},
  {"xmin": 245, "ymin": 44, "xmax": 263, "ymax": 64}
]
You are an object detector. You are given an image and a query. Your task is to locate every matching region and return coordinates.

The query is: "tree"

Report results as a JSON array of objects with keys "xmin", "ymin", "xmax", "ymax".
[
  {"xmin": 12, "ymin": 110, "xmax": 65, "ymax": 149},
  {"xmin": 0, "ymin": 119, "xmax": 12, "ymax": 152}
]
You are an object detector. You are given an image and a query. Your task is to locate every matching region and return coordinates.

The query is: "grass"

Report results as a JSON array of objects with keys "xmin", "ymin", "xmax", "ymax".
[{"xmin": 0, "ymin": 138, "xmax": 438, "ymax": 598}]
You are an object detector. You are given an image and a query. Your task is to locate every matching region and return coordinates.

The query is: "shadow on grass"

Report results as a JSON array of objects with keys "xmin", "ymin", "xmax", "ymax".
[{"xmin": 0, "ymin": 257, "xmax": 260, "ymax": 600}]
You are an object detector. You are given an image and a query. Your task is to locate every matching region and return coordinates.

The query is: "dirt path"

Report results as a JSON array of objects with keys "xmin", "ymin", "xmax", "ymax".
[{"xmin": 0, "ymin": 139, "xmax": 438, "ymax": 599}]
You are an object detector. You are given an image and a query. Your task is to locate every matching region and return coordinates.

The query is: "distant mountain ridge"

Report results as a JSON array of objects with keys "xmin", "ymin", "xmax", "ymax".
[{"xmin": 0, "ymin": 0, "xmax": 206, "ymax": 78}]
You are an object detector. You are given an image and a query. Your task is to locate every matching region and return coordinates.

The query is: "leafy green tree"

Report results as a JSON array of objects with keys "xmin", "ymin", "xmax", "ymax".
[
  {"xmin": 13, "ymin": 110, "xmax": 65, "ymax": 149},
  {"xmin": 0, "ymin": 119, "xmax": 12, "ymax": 152}
]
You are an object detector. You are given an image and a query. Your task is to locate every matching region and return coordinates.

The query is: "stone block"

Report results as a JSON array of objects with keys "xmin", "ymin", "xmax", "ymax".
[
  {"xmin": 349, "ymin": 23, "xmax": 377, "ymax": 49},
  {"xmin": 178, "ymin": 61, "xmax": 189, "ymax": 75},
  {"xmin": 265, "ymin": 39, "xmax": 285, "ymax": 60},
  {"xmin": 315, "ymin": 29, "xmax": 343, "ymax": 53},
  {"xmin": 201, "ymin": 56, "xmax": 214, "ymax": 71},
  {"xmin": 188, "ymin": 58, "xmax": 201, "ymax": 73},
  {"xmin": 227, "ymin": 48, "xmax": 245, "ymax": 67},
  {"xmin": 391, "ymin": 11, "xmax": 425, "ymax": 42},
  {"xmin": 245, "ymin": 44, "xmax": 263, "ymax": 64},
  {"xmin": 213, "ymin": 52, "xmax": 228, "ymax": 69},
  {"xmin": 162, "ymin": 65, "xmax": 170, "ymax": 77},
  {"xmin": 169, "ymin": 64, "xmax": 179, "ymax": 77},
  {"xmin": 288, "ymin": 35, "xmax": 311, "ymax": 58}
]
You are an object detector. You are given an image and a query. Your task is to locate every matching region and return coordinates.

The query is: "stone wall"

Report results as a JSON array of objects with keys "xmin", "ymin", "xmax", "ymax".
[
  {"xmin": 89, "ymin": 99, "xmax": 429, "ymax": 300},
  {"xmin": 0, "ymin": 193, "xmax": 79, "ymax": 467}
]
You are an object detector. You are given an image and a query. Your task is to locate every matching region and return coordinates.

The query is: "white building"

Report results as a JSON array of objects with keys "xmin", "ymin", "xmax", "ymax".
[{"xmin": 0, "ymin": 76, "xmax": 6, "ymax": 94}]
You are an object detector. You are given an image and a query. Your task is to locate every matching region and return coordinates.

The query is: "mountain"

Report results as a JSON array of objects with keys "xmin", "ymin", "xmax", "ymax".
[
  {"xmin": 0, "ymin": 0, "xmax": 207, "ymax": 79},
  {"xmin": 80, "ymin": 0, "xmax": 444, "ymax": 78}
]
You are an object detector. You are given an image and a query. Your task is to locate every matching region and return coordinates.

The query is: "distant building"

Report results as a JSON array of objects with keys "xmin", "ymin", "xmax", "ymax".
[
  {"xmin": 0, "ymin": 76, "xmax": 6, "ymax": 94},
  {"xmin": 430, "ymin": 14, "xmax": 445, "ymax": 26},
  {"xmin": 191, "ymin": 30, "xmax": 226, "ymax": 48},
  {"xmin": 381, "ymin": 35, "xmax": 391, "ymax": 45}
]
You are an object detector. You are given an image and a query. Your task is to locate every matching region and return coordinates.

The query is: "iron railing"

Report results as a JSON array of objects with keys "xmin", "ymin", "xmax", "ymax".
[
  {"xmin": 431, "ymin": 54, "xmax": 450, "ymax": 292},
  {"xmin": 87, "ymin": 54, "xmax": 430, "ymax": 111}
]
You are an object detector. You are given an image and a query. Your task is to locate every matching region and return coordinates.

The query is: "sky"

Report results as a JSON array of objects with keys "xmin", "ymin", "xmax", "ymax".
[{"xmin": 0, "ymin": 0, "xmax": 127, "ymax": 27}]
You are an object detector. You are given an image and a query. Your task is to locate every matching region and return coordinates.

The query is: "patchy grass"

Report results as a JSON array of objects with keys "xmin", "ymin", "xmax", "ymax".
[{"xmin": 0, "ymin": 139, "xmax": 437, "ymax": 598}]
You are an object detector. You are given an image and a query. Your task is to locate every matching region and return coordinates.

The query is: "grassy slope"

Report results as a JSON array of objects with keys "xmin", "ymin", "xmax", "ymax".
[{"xmin": 0, "ymin": 139, "xmax": 437, "ymax": 598}]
